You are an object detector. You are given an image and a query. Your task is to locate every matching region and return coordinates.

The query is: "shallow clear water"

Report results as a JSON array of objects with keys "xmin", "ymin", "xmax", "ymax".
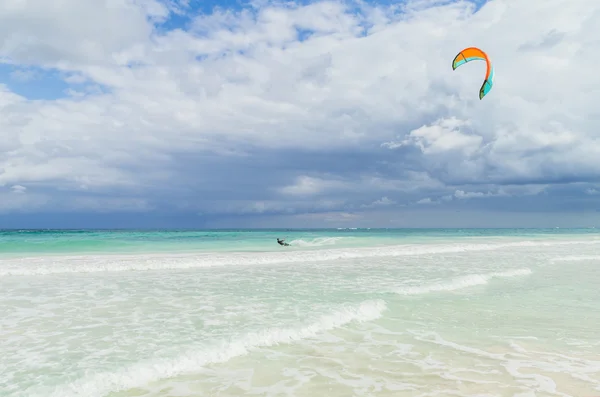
[{"xmin": 1, "ymin": 229, "xmax": 599, "ymax": 397}]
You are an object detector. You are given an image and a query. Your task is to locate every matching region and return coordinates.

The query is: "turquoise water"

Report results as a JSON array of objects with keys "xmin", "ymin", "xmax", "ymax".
[
  {"xmin": 1, "ymin": 228, "xmax": 599, "ymax": 396},
  {"xmin": 0, "ymin": 228, "xmax": 597, "ymax": 256}
]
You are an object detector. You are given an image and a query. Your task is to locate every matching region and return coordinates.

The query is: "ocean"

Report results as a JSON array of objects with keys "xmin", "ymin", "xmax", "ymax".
[{"xmin": 1, "ymin": 228, "xmax": 599, "ymax": 397}]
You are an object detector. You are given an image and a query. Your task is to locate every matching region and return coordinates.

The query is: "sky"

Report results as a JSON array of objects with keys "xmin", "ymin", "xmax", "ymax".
[{"xmin": 0, "ymin": 0, "xmax": 599, "ymax": 229}]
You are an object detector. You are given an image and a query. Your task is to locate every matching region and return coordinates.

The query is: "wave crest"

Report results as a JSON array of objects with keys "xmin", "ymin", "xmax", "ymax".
[
  {"xmin": 37, "ymin": 299, "xmax": 387, "ymax": 397},
  {"xmin": 395, "ymin": 269, "xmax": 532, "ymax": 295}
]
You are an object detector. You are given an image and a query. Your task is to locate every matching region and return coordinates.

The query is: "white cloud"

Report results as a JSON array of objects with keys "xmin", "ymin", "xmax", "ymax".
[
  {"xmin": 383, "ymin": 117, "xmax": 482, "ymax": 156},
  {"xmin": 361, "ymin": 196, "xmax": 396, "ymax": 208},
  {"xmin": 453, "ymin": 189, "xmax": 508, "ymax": 199},
  {"xmin": 416, "ymin": 197, "xmax": 436, "ymax": 205},
  {"xmin": 10, "ymin": 184, "xmax": 26, "ymax": 193},
  {"xmin": 278, "ymin": 175, "xmax": 348, "ymax": 196},
  {"xmin": 277, "ymin": 172, "xmax": 441, "ymax": 199},
  {"xmin": 0, "ymin": 0, "xmax": 598, "ymax": 219},
  {"xmin": 412, "ymin": 184, "xmax": 545, "ymax": 206}
]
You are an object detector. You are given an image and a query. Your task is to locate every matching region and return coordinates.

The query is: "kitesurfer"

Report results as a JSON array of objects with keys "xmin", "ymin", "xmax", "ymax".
[{"xmin": 277, "ymin": 238, "xmax": 290, "ymax": 246}]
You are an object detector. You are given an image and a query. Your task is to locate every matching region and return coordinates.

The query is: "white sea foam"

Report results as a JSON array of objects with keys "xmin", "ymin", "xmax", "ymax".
[
  {"xmin": 408, "ymin": 331, "xmax": 600, "ymax": 395},
  {"xmin": 395, "ymin": 268, "xmax": 532, "ymax": 295},
  {"xmin": 287, "ymin": 236, "xmax": 347, "ymax": 246},
  {"xmin": 550, "ymin": 255, "xmax": 600, "ymax": 262},
  {"xmin": 1, "ymin": 238, "xmax": 598, "ymax": 276},
  {"xmin": 32, "ymin": 299, "xmax": 386, "ymax": 397}
]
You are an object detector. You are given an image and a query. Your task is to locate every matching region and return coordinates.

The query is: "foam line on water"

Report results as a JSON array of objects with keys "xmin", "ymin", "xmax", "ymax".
[
  {"xmin": 410, "ymin": 331, "xmax": 600, "ymax": 394},
  {"xmin": 33, "ymin": 299, "xmax": 387, "ymax": 397},
  {"xmin": 287, "ymin": 237, "xmax": 346, "ymax": 247},
  {"xmin": 395, "ymin": 268, "xmax": 532, "ymax": 295},
  {"xmin": 1, "ymin": 239, "xmax": 598, "ymax": 276},
  {"xmin": 550, "ymin": 255, "xmax": 600, "ymax": 262}
]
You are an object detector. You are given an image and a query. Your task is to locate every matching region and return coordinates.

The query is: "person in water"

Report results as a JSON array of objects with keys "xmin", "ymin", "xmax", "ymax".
[{"xmin": 277, "ymin": 238, "xmax": 290, "ymax": 246}]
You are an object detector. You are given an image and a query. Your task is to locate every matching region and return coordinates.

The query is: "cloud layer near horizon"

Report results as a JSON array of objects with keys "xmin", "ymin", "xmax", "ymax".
[{"xmin": 0, "ymin": 0, "xmax": 599, "ymax": 227}]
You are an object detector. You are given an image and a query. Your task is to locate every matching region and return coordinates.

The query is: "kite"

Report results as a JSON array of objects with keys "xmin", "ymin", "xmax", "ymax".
[{"xmin": 452, "ymin": 47, "xmax": 494, "ymax": 100}]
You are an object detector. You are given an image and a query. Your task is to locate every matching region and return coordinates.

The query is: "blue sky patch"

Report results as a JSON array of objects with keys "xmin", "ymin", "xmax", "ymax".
[{"xmin": 0, "ymin": 64, "xmax": 73, "ymax": 101}]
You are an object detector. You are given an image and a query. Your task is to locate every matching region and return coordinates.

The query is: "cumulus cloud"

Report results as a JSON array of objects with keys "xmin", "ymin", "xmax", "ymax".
[
  {"xmin": 361, "ymin": 196, "xmax": 397, "ymax": 208},
  {"xmin": 416, "ymin": 197, "xmax": 436, "ymax": 205},
  {"xmin": 10, "ymin": 184, "xmax": 26, "ymax": 194},
  {"xmin": 0, "ymin": 0, "xmax": 599, "ymax": 225},
  {"xmin": 383, "ymin": 117, "xmax": 482, "ymax": 156},
  {"xmin": 453, "ymin": 189, "xmax": 508, "ymax": 199},
  {"xmin": 278, "ymin": 175, "xmax": 348, "ymax": 196}
]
